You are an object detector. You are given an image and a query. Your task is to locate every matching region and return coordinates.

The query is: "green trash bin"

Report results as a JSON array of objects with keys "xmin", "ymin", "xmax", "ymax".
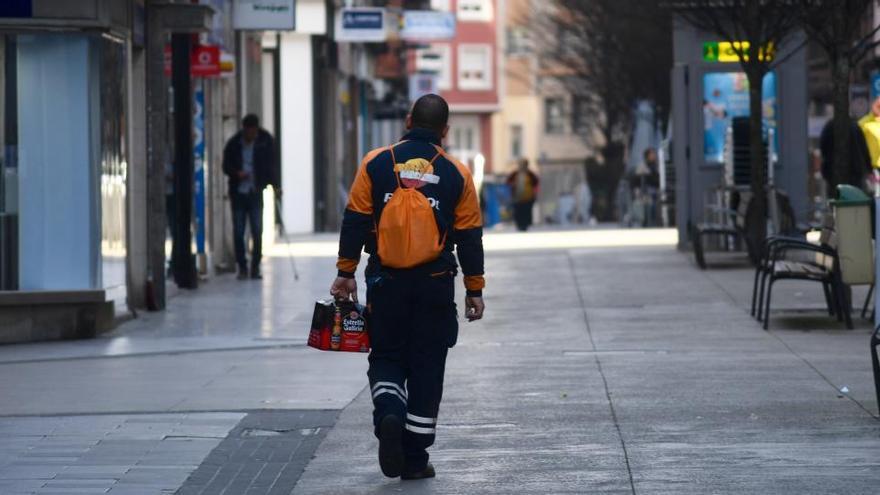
[{"xmin": 831, "ymin": 185, "xmax": 874, "ymax": 286}]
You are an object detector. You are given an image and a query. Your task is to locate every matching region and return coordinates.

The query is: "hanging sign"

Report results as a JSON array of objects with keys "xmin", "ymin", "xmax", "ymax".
[
  {"xmin": 400, "ymin": 11, "xmax": 455, "ymax": 41},
  {"xmin": 233, "ymin": 0, "xmax": 295, "ymax": 30},
  {"xmin": 335, "ymin": 7, "xmax": 387, "ymax": 42}
]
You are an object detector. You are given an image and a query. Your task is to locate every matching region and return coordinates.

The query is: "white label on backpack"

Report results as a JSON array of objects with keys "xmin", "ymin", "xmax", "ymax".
[{"xmin": 399, "ymin": 171, "xmax": 440, "ymax": 184}]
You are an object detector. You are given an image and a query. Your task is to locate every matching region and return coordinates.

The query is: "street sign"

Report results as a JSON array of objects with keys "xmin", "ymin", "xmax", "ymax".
[
  {"xmin": 400, "ymin": 10, "xmax": 455, "ymax": 41},
  {"xmin": 335, "ymin": 7, "xmax": 386, "ymax": 42},
  {"xmin": 233, "ymin": 0, "xmax": 295, "ymax": 30},
  {"xmin": 409, "ymin": 73, "xmax": 438, "ymax": 103},
  {"xmin": 702, "ymin": 41, "xmax": 773, "ymax": 63}
]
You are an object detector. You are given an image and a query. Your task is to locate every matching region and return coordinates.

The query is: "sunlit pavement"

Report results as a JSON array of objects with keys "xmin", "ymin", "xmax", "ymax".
[{"xmin": 0, "ymin": 227, "xmax": 877, "ymax": 494}]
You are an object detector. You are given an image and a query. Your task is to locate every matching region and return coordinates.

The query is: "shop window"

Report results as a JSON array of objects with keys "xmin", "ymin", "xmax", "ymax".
[
  {"xmin": 416, "ymin": 44, "xmax": 451, "ymax": 90},
  {"xmin": 457, "ymin": 44, "xmax": 492, "ymax": 91},
  {"xmin": 545, "ymin": 97, "xmax": 565, "ymax": 134},
  {"xmin": 457, "ymin": 0, "xmax": 493, "ymax": 22}
]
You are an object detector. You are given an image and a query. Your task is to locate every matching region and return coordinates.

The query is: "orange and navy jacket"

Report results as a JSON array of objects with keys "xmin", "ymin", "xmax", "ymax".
[{"xmin": 336, "ymin": 128, "xmax": 485, "ymax": 297}]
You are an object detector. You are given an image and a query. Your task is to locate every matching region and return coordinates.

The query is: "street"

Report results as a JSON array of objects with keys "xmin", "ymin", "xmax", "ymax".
[{"xmin": 0, "ymin": 228, "xmax": 877, "ymax": 494}]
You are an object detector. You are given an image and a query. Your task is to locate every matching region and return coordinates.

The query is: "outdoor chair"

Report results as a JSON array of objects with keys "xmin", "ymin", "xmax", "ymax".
[
  {"xmin": 871, "ymin": 324, "xmax": 880, "ymax": 414},
  {"xmin": 691, "ymin": 188, "xmax": 752, "ymax": 269},
  {"xmin": 752, "ymin": 224, "xmax": 853, "ymax": 330}
]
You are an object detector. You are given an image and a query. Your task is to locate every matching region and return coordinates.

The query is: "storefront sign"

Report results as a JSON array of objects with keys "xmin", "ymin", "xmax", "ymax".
[
  {"xmin": 192, "ymin": 45, "xmax": 221, "ymax": 77},
  {"xmin": 0, "ymin": 0, "xmax": 32, "ymax": 18},
  {"xmin": 400, "ymin": 11, "xmax": 455, "ymax": 41},
  {"xmin": 163, "ymin": 44, "xmax": 222, "ymax": 78},
  {"xmin": 233, "ymin": 0, "xmax": 295, "ymax": 30},
  {"xmin": 335, "ymin": 7, "xmax": 386, "ymax": 42},
  {"xmin": 702, "ymin": 41, "xmax": 774, "ymax": 63}
]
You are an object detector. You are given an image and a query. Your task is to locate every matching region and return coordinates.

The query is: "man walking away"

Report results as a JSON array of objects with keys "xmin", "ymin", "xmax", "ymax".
[
  {"xmin": 506, "ymin": 158, "xmax": 539, "ymax": 231},
  {"xmin": 222, "ymin": 114, "xmax": 279, "ymax": 280},
  {"xmin": 330, "ymin": 94, "xmax": 486, "ymax": 481}
]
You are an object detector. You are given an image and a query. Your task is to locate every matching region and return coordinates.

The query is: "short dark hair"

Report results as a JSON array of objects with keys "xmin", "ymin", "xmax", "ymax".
[
  {"xmin": 242, "ymin": 114, "xmax": 260, "ymax": 129},
  {"xmin": 410, "ymin": 94, "xmax": 449, "ymax": 134}
]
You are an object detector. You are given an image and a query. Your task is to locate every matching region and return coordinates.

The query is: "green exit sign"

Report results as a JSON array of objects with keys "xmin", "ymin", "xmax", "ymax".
[{"xmin": 703, "ymin": 41, "xmax": 774, "ymax": 63}]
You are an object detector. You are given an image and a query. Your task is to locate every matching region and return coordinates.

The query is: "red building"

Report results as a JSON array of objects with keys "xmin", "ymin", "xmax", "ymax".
[{"xmin": 413, "ymin": 0, "xmax": 500, "ymax": 172}]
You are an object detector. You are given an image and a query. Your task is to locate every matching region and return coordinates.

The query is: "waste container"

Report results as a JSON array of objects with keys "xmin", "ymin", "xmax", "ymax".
[{"xmin": 831, "ymin": 185, "xmax": 874, "ymax": 286}]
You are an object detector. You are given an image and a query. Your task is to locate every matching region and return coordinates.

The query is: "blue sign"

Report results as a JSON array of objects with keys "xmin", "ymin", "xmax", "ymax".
[
  {"xmin": 193, "ymin": 86, "xmax": 206, "ymax": 255},
  {"xmin": 401, "ymin": 11, "xmax": 456, "ymax": 41},
  {"xmin": 0, "ymin": 0, "xmax": 32, "ymax": 17},
  {"xmin": 342, "ymin": 9, "xmax": 383, "ymax": 30},
  {"xmin": 702, "ymin": 71, "xmax": 777, "ymax": 163},
  {"xmin": 871, "ymin": 72, "xmax": 880, "ymax": 102}
]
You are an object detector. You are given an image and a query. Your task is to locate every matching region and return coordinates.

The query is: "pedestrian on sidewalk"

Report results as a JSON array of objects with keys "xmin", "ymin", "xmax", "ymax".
[
  {"xmin": 506, "ymin": 158, "xmax": 539, "ymax": 231},
  {"xmin": 222, "ymin": 114, "xmax": 280, "ymax": 280},
  {"xmin": 330, "ymin": 94, "xmax": 486, "ymax": 481}
]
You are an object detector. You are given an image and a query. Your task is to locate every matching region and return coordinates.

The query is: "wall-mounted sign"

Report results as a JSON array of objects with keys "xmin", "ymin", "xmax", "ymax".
[
  {"xmin": 233, "ymin": 0, "xmax": 295, "ymax": 30},
  {"xmin": 335, "ymin": 7, "xmax": 386, "ymax": 42},
  {"xmin": 702, "ymin": 41, "xmax": 774, "ymax": 63},
  {"xmin": 400, "ymin": 11, "xmax": 455, "ymax": 41}
]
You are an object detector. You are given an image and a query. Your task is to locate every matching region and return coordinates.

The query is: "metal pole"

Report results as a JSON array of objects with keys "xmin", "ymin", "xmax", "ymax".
[{"xmin": 171, "ymin": 33, "xmax": 197, "ymax": 289}]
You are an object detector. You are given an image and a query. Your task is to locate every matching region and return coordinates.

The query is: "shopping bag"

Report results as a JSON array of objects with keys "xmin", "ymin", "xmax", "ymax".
[{"xmin": 308, "ymin": 299, "xmax": 370, "ymax": 352}]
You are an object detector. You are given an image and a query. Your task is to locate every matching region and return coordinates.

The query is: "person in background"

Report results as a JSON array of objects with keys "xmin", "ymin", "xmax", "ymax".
[
  {"xmin": 859, "ymin": 97, "xmax": 880, "ymax": 192},
  {"xmin": 222, "ymin": 114, "xmax": 280, "ymax": 280},
  {"xmin": 506, "ymin": 158, "xmax": 539, "ymax": 231},
  {"xmin": 820, "ymin": 117, "xmax": 871, "ymax": 192},
  {"xmin": 629, "ymin": 148, "xmax": 660, "ymax": 227}
]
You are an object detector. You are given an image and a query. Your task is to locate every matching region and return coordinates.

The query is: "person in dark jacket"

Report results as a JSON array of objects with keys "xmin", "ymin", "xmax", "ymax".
[
  {"xmin": 819, "ymin": 118, "xmax": 871, "ymax": 192},
  {"xmin": 506, "ymin": 159, "xmax": 539, "ymax": 231},
  {"xmin": 222, "ymin": 114, "xmax": 279, "ymax": 279},
  {"xmin": 331, "ymin": 94, "xmax": 485, "ymax": 481}
]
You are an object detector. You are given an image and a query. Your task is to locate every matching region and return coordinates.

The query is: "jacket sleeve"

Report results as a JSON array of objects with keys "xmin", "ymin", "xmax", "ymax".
[
  {"xmin": 336, "ymin": 148, "xmax": 384, "ymax": 278},
  {"xmin": 452, "ymin": 163, "xmax": 485, "ymax": 297},
  {"xmin": 222, "ymin": 139, "xmax": 235, "ymax": 178}
]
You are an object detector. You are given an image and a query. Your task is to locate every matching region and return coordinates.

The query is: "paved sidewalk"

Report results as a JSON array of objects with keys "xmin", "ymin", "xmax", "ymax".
[
  {"xmin": 0, "ymin": 228, "xmax": 877, "ymax": 494},
  {"xmin": 294, "ymin": 238, "xmax": 879, "ymax": 494}
]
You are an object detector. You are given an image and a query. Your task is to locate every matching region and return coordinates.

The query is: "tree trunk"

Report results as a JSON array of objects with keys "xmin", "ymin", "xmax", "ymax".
[
  {"xmin": 745, "ymin": 66, "xmax": 767, "ymax": 261},
  {"xmin": 830, "ymin": 55, "xmax": 852, "ymax": 193}
]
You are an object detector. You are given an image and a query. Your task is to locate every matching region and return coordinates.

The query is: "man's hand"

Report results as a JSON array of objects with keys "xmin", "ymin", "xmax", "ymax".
[
  {"xmin": 330, "ymin": 277, "xmax": 358, "ymax": 303},
  {"xmin": 237, "ymin": 170, "xmax": 250, "ymax": 179},
  {"xmin": 465, "ymin": 296, "xmax": 484, "ymax": 322}
]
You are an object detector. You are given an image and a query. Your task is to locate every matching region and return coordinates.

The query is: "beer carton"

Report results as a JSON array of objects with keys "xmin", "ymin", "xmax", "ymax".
[{"xmin": 308, "ymin": 299, "xmax": 370, "ymax": 353}]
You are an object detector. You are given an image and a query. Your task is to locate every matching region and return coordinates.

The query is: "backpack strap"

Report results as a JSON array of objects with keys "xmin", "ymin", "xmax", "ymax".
[{"xmin": 388, "ymin": 143, "xmax": 403, "ymax": 189}]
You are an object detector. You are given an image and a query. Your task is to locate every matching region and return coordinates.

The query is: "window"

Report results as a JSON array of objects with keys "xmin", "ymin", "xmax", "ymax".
[
  {"xmin": 506, "ymin": 26, "xmax": 530, "ymax": 56},
  {"xmin": 510, "ymin": 124, "xmax": 523, "ymax": 159},
  {"xmin": 415, "ymin": 44, "xmax": 451, "ymax": 90},
  {"xmin": 430, "ymin": 0, "xmax": 451, "ymax": 11},
  {"xmin": 457, "ymin": 44, "xmax": 492, "ymax": 91},
  {"xmin": 545, "ymin": 98, "xmax": 565, "ymax": 134},
  {"xmin": 457, "ymin": 0, "xmax": 493, "ymax": 22},
  {"xmin": 571, "ymin": 97, "xmax": 591, "ymax": 134}
]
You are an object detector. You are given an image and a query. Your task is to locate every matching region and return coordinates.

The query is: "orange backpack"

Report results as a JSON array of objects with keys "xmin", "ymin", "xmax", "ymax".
[{"xmin": 377, "ymin": 144, "xmax": 447, "ymax": 269}]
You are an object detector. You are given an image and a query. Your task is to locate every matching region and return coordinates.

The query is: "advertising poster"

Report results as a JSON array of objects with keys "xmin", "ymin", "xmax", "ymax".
[{"xmin": 703, "ymin": 71, "xmax": 777, "ymax": 163}]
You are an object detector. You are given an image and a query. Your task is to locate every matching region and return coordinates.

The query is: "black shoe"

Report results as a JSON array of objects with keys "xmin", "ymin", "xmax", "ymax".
[
  {"xmin": 402, "ymin": 463, "xmax": 435, "ymax": 480},
  {"xmin": 236, "ymin": 270, "xmax": 248, "ymax": 280},
  {"xmin": 377, "ymin": 415, "xmax": 404, "ymax": 478},
  {"xmin": 250, "ymin": 270, "xmax": 262, "ymax": 280}
]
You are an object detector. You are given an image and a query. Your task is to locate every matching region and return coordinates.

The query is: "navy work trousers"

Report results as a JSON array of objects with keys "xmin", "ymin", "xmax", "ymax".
[
  {"xmin": 231, "ymin": 191, "xmax": 263, "ymax": 273},
  {"xmin": 366, "ymin": 269, "xmax": 458, "ymax": 471}
]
